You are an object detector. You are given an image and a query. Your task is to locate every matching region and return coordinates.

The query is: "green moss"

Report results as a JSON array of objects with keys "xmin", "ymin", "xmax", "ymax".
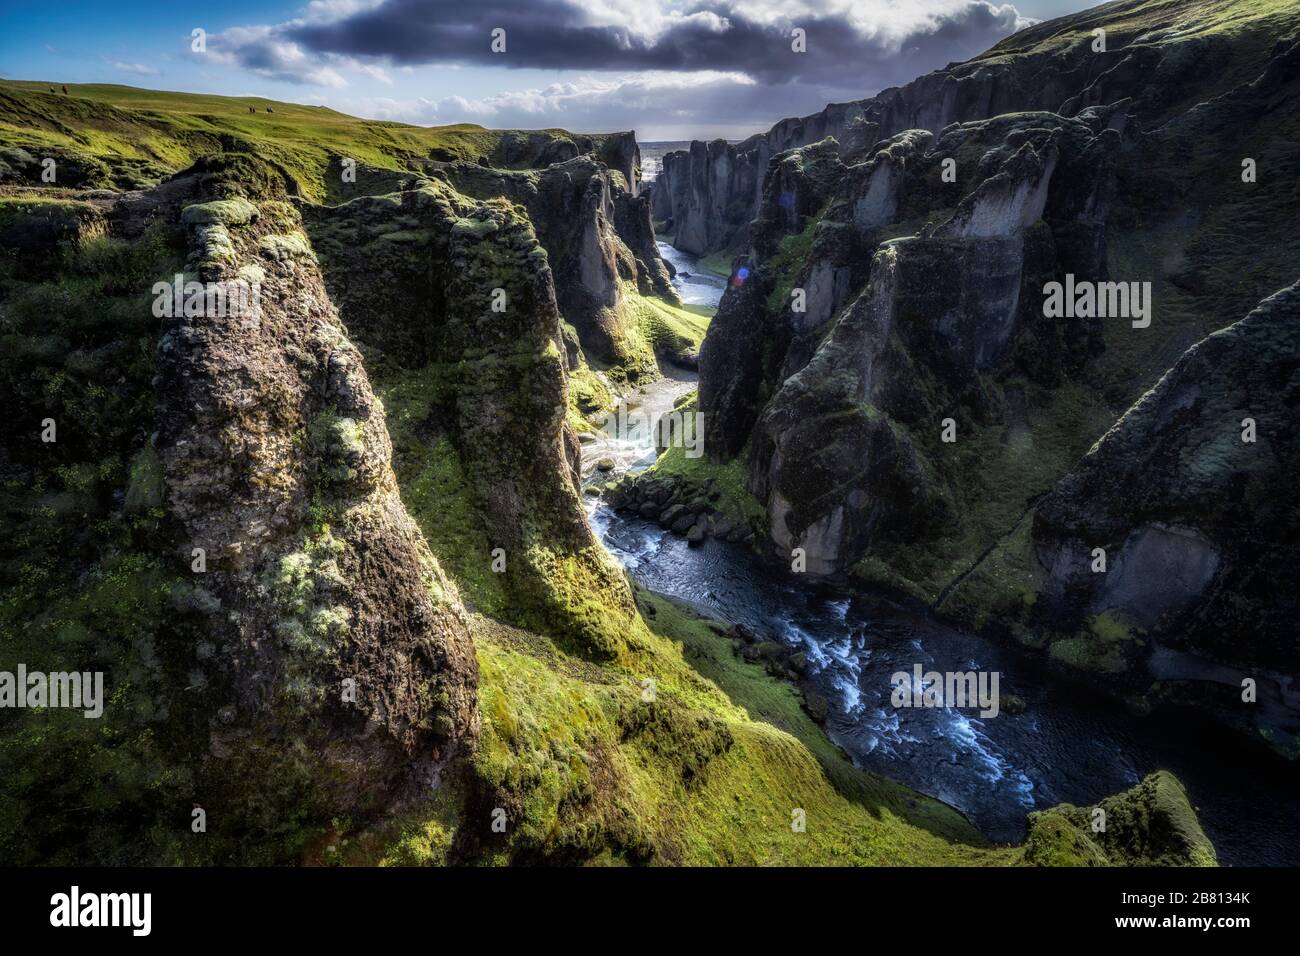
[
  {"xmin": 451, "ymin": 216, "xmax": 501, "ymax": 239},
  {"xmin": 0, "ymin": 553, "xmax": 195, "ymax": 864},
  {"xmin": 180, "ymin": 197, "xmax": 258, "ymax": 227},
  {"xmin": 1049, "ymin": 637, "xmax": 1128, "ymax": 675},
  {"xmin": 123, "ymin": 444, "xmax": 163, "ymax": 513},
  {"xmin": 308, "ymin": 408, "xmax": 365, "ymax": 485},
  {"xmin": 698, "ymin": 248, "xmax": 738, "ymax": 278},
  {"xmin": 763, "ymin": 212, "xmax": 822, "ymax": 314},
  {"xmin": 871, "ymin": 376, "xmax": 1115, "ymax": 606},
  {"xmin": 1089, "ymin": 609, "xmax": 1135, "ymax": 644},
  {"xmin": 0, "ymin": 196, "xmax": 102, "ymax": 237},
  {"xmin": 647, "ymin": 408, "xmax": 766, "ymax": 530},
  {"xmin": 851, "ymin": 555, "xmax": 935, "ymax": 605},
  {"xmin": 567, "ymin": 363, "xmax": 614, "ymax": 431},
  {"xmin": 592, "ymin": 299, "xmax": 659, "ymax": 385},
  {"xmin": 258, "ymin": 230, "xmax": 315, "ymax": 260},
  {"xmin": 372, "ymin": 783, "xmax": 466, "ymax": 866},
  {"xmin": 0, "ymin": 212, "xmax": 337, "ymax": 864},
  {"xmin": 375, "ymin": 229, "xmax": 434, "ymax": 245},
  {"xmin": 624, "ymin": 286, "xmax": 712, "ymax": 366},
  {"xmin": 412, "ymin": 596, "xmax": 1010, "ymax": 866},
  {"xmin": 1019, "ymin": 812, "xmax": 1109, "ymax": 866},
  {"xmin": 260, "ymin": 522, "xmax": 355, "ymax": 717},
  {"xmin": 373, "ymin": 359, "xmax": 509, "ymax": 615},
  {"xmin": 932, "ymin": 512, "xmax": 1043, "ymax": 634},
  {"xmin": 1020, "ymin": 771, "xmax": 1216, "ymax": 867}
]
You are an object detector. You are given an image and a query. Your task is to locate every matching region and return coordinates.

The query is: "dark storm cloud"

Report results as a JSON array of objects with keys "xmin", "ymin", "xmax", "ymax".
[{"xmin": 284, "ymin": 0, "xmax": 1025, "ymax": 85}]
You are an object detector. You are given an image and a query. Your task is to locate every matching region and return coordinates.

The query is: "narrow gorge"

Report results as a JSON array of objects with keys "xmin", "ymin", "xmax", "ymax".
[{"xmin": 1, "ymin": 0, "xmax": 1296, "ymax": 870}]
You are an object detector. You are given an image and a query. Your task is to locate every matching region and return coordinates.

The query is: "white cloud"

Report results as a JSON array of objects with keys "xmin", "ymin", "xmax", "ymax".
[
  {"xmin": 183, "ymin": 0, "xmax": 1033, "ymax": 135},
  {"xmin": 113, "ymin": 61, "xmax": 161, "ymax": 76},
  {"xmin": 329, "ymin": 70, "xmax": 782, "ymax": 139}
]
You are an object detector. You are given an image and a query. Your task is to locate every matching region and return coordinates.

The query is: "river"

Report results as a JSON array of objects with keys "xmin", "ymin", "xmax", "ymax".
[
  {"xmin": 580, "ymin": 369, "xmax": 1300, "ymax": 865},
  {"xmin": 658, "ymin": 240, "xmax": 728, "ymax": 308}
]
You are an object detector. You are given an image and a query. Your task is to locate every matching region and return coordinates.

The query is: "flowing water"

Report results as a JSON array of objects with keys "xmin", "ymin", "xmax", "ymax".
[
  {"xmin": 658, "ymin": 240, "xmax": 728, "ymax": 308},
  {"xmin": 576, "ymin": 239, "xmax": 724, "ymax": 482},
  {"xmin": 581, "ymin": 373, "xmax": 1300, "ymax": 865}
]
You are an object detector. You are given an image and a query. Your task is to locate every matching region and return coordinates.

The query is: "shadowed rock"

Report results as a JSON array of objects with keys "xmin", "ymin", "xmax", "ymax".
[{"xmin": 153, "ymin": 155, "xmax": 479, "ymax": 820}]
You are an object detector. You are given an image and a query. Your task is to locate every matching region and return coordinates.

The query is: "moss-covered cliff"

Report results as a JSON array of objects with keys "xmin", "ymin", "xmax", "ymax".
[
  {"xmin": 687, "ymin": 0, "xmax": 1300, "ymax": 753},
  {"xmin": 0, "ymin": 68, "xmax": 1223, "ymax": 866}
]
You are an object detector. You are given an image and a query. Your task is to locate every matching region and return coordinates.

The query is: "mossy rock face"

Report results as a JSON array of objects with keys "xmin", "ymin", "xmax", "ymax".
[
  {"xmin": 946, "ymin": 282, "xmax": 1300, "ymax": 752},
  {"xmin": 736, "ymin": 120, "xmax": 1110, "ymax": 580},
  {"xmin": 258, "ymin": 231, "xmax": 315, "ymax": 261},
  {"xmin": 157, "ymin": 159, "xmax": 481, "ymax": 817},
  {"xmin": 1030, "ymin": 283, "xmax": 1300, "ymax": 670},
  {"xmin": 180, "ymin": 196, "xmax": 259, "ymax": 227},
  {"xmin": 0, "ymin": 186, "xmax": 199, "ymax": 863},
  {"xmin": 436, "ymin": 156, "xmax": 665, "ymax": 380},
  {"xmin": 0, "ymin": 154, "xmax": 481, "ymax": 863},
  {"xmin": 123, "ymin": 444, "xmax": 164, "ymax": 513},
  {"xmin": 1022, "ymin": 771, "xmax": 1217, "ymax": 867},
  {"xmin": 306, "ymin": 174, "xmax": 639, "ymax": 661}
]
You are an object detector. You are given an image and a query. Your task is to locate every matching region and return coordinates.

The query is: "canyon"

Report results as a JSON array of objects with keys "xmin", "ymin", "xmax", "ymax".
[
  {"xmin": 645, "ymin": 0, "xmax": 1300, "ymax": 761},
  {"xmin": 1, "ymin": 0, "xmax": 1297, "ymax": 867}
]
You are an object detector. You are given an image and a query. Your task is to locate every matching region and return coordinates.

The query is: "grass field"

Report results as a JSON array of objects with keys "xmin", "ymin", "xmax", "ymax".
[{"xmin": 0, "ymin": 80, "xmax": 583, "ymax": 202}]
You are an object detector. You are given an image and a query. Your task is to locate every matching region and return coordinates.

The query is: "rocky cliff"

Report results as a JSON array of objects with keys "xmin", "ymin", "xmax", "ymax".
[
  {"xmin": 943, "ymin": 281, "xmax": 1300, "ymax": 755},
  {"xmin": 429, "ymin": 155, "xmax": 674, "ymax": 380},
  {"xmin": 0, "ymin": 153, "xmax": 481, "ymax": 862},
  {"xmin": 651, "ymin": 0, "xmax": 1293, "ymax": 260},
  {"xmin": 0, "ymin": 58, "xmax": 1237, "ymax": 866},
  {"xmin": 156, "ymin": 155, "xmax": 481, "ymax": 819},
  {"xmin": 684, "ymin": 0, "xmax": 1300, "ymax": 751},
  {"xmin": 301, "ymin": 174, "xmax": 640, "ymax": 660}
]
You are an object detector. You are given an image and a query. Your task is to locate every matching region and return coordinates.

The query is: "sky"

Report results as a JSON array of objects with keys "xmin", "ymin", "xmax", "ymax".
[{"xmin": 0, "ymin": 0, "xmax": 1099, "ymax": 141}]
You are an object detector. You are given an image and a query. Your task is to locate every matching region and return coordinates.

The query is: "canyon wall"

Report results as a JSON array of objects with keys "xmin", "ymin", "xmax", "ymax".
[{"xmin": 685, "ymin": 0, "xmax": 1300, "ymax": 753}]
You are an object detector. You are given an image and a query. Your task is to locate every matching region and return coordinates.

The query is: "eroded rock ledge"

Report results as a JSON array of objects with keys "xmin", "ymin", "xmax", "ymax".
[{"xmin": 154, "ymin": 154, "xmax": 481, "ymax": 820}]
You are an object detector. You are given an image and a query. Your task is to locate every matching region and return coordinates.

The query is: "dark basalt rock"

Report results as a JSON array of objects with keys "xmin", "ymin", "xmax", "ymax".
[
  {"xmin": 152, "ymin": 156, "xmax": 480, "ymax": 820},
  {"xmin": 1038, "ymin": 283, "xmax": 1299, "ymax": 679},
  {"xmin": 803, "ymin": 691, "xmax": 831, "ymax": 723},
  {"xmin": 653, "ymin": 136, "xmax": 769, "ymax": 258},
  {"xmin": 433, "ymin": 154, "xmax": 667, "ymax": 377},
  {"xmin": 302, "ymin": 172, "xmax": 639, "ymax": 661},
  {"xmin": 739, "ymin": 123, "xmax": 1112, "ymax": 573}
]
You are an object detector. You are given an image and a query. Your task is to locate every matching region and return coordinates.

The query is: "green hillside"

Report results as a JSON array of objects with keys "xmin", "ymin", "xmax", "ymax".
[{"xmin": 0, "ymin": 80, "xmax": 576, "ymax": 202}]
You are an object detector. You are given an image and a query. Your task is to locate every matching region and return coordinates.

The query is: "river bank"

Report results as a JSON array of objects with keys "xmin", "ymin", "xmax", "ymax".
[{"xmin": 577, "ymin": 369, "xmax": 1300, "ymax": 865}]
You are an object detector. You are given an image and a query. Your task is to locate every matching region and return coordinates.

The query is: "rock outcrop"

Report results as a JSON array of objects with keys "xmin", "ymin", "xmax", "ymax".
[
  {"xmin": 1021, "ymin": 771, "xmax": 1217, "ymax": 866},
  {"xmin": 945, "ymin": 282, "xmax": 1300, "ymax": 755},
  {"xmin": 304, "ymin": 176, "xmax": 639, "ymax": 659},
  {"xmin": 653, "ymin": 136, "xmax": 769, "ymax": 257},
  {"xmin": 154, "ymin": 155, "xmax": 480, "ymax": 822},
  {"xmin": 1034, "ymin": 282, "xmax": 1299, "ymax": 657},
  {"xmin": 432, "ymin": 154, "xmax": 673, "ymax": 379}
]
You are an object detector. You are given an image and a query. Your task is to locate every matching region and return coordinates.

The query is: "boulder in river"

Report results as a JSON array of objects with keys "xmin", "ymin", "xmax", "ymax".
[
  {"xmin": 803, "ymin": 691, "xmax": 831, "ymax": 723},
  {"xmin": 686, "ymin": 518, "xmax": 709, "ymax": 546}
]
